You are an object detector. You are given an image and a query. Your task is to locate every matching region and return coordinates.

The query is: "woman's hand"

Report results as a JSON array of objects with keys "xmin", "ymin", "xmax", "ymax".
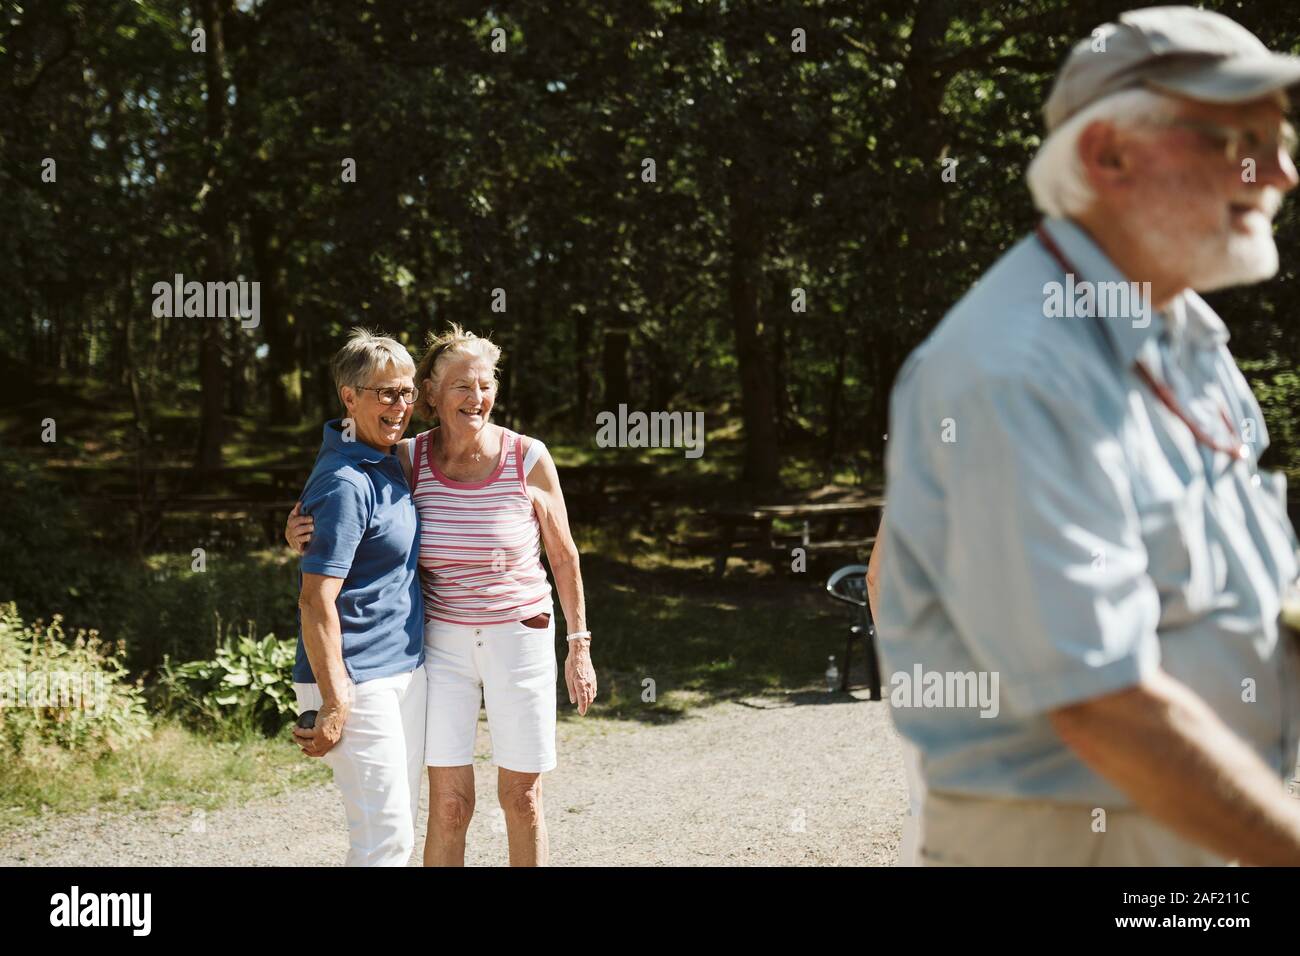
[
  {"xmin": 565, "ymin": 639, "xmax": 597, "ymax": 715},
  {"xmin": 525, "ymin": 443, "xmax": 594, "ymax": 713},
  {"xmin": 291, "ymin": 697, "xmax": 349, "ymax": 758},
  {"xmin": 284, "ymin": 501, "xmax": 314, "ymax": 554}
]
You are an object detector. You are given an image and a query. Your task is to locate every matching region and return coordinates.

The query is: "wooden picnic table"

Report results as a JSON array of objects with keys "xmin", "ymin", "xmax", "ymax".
[
  {"xmin": 49, "ymin": 462, "xmax": 310, "ymax": 548},
  {"xmin": 558, "ymin": 461, "xmax": 655, "ymax": 494},
  {"xmin": 720, "ymin": 499, "xmax": 886, "ymax": 519},
  {"xmin": 687, "ymin": 497, "xmax": 886, "ymax": 576},
  {"xmin": 53, "ymin": 462, "xmax": 310, "ymax": 501},
  {"xmin": 66, "ymin": 458, "xmax": 666, "ymax": 546},
  {"xmin": 50, "ymin": 463, "xmax": 307, "ymax": 473}
]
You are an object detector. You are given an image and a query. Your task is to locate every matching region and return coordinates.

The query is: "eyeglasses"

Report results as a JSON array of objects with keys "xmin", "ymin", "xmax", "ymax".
[
  {"xmin": 356, "ymin": 385, "xmax": 419, "ymax": 405},
  {"xmin": 1162, "ymin": 117, "xmax": 1299, "ymax": 164}
]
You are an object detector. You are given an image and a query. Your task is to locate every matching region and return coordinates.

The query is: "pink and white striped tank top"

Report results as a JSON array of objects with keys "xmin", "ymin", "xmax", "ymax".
[{"xmin": 410, "ymin": 427, "xmax": 553, "ymax": 626}]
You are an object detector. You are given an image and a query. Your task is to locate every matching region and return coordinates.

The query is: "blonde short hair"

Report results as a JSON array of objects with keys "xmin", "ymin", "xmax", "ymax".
[
  {"xmin": 330, "ymin": 327, "xmax": 416, "ymax": 408},
  {"xmin": 413, "ymin": 323, "xmax": 502, "ymax": 419}
]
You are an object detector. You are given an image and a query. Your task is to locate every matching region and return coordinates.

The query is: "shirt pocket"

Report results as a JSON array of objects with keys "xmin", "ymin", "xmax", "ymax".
[{"xmin": 1136, "ymin": 485, "xmax": 1215, "ymax": 628}]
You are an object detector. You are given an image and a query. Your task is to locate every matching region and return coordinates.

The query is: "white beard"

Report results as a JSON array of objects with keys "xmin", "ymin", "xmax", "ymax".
[
  {"xmin": 1188, "ymin": 226, "xmax": 1280, "ymax": 293},
  {"xmin": 1172, "ymin": 188, "xmax": 1284, "ymax": 293}
]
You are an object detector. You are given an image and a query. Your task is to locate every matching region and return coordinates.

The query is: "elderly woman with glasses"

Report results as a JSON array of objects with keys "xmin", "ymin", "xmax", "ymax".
[
  {"xmin": 289, "ymin": 328, "xmax": 426, "ymax": 866},
  {"xmin": 288, "ymin": 323, "xmax": 596, "ymax": 867}
]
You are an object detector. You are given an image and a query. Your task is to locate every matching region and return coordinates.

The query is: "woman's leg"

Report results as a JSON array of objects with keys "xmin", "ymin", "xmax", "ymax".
[
  {"xmin": 479, "ymin": 616, "xmax": 557, "ymax": 866},
  {"xmin": 498, "ymin": 767, "xmax": 547, "ymax": 866},
  {"xmin": 422, "ymin": 617, "xmax": 485, "ymax": 866},
  {"xmin": 425, "ymin": 764, "xmax": 475, "ymax": 866}
]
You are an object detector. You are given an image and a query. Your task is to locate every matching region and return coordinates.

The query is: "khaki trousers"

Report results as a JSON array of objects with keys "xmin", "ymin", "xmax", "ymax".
[{"xmin": 920, "ymin": 791, "xmax": 1229, "ymax": 866}]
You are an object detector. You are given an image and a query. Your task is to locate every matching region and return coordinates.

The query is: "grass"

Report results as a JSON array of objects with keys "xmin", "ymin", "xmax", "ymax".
[
  {"xmin": 556, "ymin": 524, "xmax": 865, "ymax": 724},
  {"xmin": 0, "ymin": 721, "xmax": 331, "ymax": 829}
]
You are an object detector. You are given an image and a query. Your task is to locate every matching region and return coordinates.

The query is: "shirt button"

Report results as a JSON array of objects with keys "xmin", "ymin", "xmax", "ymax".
[
  {"xmin": 1252, "ymin": 473, "xmax": 1262, "ymax": 488},
  {"xmin": 475, "ymin": 640, "xmax": 483, "ymax": 647}
]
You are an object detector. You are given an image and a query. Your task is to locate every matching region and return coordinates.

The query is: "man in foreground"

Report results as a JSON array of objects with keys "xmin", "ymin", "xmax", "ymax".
[{"xmin": 876, "ymin": 6, "xmax": 1300, "ymax": 865}]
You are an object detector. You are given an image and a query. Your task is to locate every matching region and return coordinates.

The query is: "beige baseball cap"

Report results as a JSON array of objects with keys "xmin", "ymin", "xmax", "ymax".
[{"xmin": 1044, "ymin": 5, "xmax": 1300, "ymax": 131}]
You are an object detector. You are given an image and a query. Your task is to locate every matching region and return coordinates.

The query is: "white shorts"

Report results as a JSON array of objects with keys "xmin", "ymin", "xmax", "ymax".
[
  {"xmin": 293, "ymin": 668, "xmax": 427, "ymax": 867},
  {"xmin": 423, "ymin": 616, "xmax": 558, "ymax": 773}
]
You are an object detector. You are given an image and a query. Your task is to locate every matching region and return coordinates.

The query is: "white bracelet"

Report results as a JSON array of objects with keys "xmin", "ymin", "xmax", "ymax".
[{"xmin": 566, "ymin": 631, "xmax": 591, "ymax": 642}]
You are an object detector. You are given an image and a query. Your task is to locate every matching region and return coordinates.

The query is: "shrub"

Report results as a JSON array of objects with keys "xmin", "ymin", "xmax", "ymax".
[
  {"xmin": 125, "ymin": 552, "xmax": 300, "ymax": 675},
  {"xmin": 0, "ymin": 447, "xmax": 302, "ymax": 677},
  {"xmin": 158, "ymin": 627, "xmax": 298, "ymax": 738},
  {"xmin": 0, "ymin": 602, "xmax": 152, "ymax": 759},
  {"xmin": 0, "ymin": 449, "xmax": 138, "ymax": 640}
]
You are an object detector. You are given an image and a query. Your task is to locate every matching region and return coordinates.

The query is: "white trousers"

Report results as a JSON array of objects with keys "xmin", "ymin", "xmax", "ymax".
[{"xmin": 294, "ymin": 668, "xmax": 427, "ymax": 867}]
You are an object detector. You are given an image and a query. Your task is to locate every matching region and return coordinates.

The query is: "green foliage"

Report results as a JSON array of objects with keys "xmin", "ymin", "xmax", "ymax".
[
  {"xmin": 125, "ymin": 552, "xmax": 300, "ymax": 674},
  {"xmin": 0, "ymin": 444, "xmax": 300, "ymax": 673},
  {"xmin": 4, "ymin": 0, "xmax": 1299, "ymax": 486},
  {"xmin": 1240, "ymin": 356, "xmax": 1300, "ymax": 475},
  {"xmin": 0, "ymin": 602, "xmax": 152, "ymax": 759},
  {"xmin": 0, "ymin": 449, "xmax": 137, "ymax": 633},
  {"xmin": 158, "ymin": 629, "xmax": 298, "ymax": 738}
]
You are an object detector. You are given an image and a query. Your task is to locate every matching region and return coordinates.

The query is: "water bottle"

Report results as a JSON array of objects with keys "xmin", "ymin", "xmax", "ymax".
[{"xmin": 825, "ymin": 655, "xmax": 839, "ymax": 693}]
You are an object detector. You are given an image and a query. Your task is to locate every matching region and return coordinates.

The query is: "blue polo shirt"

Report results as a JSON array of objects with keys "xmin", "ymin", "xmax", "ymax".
[{"xmin": 293, "ymin": 419, "xmax": 424, "ymax": 684}]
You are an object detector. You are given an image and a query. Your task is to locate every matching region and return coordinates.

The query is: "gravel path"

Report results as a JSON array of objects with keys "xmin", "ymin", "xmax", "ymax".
[{"xmin": 0, "ymin": 689, "xmax": 907, "ymax": 866}]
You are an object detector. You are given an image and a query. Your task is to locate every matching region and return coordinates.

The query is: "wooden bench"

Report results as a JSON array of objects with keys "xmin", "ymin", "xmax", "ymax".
[
  {"xmin": 681, "ymin": 498, "xmax": 885, "ymax": 576},
  {"xmin": 60, "ymin": 462, "xmax": 310, "ymax": 548}
]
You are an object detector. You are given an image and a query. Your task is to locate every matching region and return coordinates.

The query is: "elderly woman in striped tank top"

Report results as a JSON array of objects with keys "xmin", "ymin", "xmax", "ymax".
[{"xmin": 288, "ymin": 324, "xmax": 595, "ymax": 867}]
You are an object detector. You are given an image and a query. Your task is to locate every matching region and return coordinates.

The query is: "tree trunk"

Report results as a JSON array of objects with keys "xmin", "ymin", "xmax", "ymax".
[
  {"xmin": 726, "ymin": 166, "xmax": 781, "ymax": 492},
  {"xmin": 825, "ymin": 344, "xmax": 847, "ymax": 473},
  {"xmin": 123, "ymin": 254, "xmax": 161, "ymax": 551},
  {"xmin": 195, "ymin": 0, "xmax": 232, "ymax": 477},
  {"xmin": 601, "ymin": 324, "xmax": 630, "ymax": 411},
  {"xmin": 574, "ymin": 308, "xmax": 592, "ymax": 430},
  {"xmin": 868, "ymin": 330, "xmax": 891, "ymax": 476},
  {"xmin": 251, "ymin": 209, "xmax": 301, "ymax": 420},
  {"xmin": 769, "ymin": 272, "xmax": 792, "ymax": 435}
]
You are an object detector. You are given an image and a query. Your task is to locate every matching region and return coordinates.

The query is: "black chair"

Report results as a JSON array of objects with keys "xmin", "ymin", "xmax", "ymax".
[{"xmin": 825, "ymin": 564, "xmax": 882, "ymax": 700}]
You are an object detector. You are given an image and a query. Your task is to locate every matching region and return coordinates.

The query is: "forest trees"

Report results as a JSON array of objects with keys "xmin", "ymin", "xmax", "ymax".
[{"xmin": 4, "ymin": 0, "xmax": 1298, "ymax": 487}]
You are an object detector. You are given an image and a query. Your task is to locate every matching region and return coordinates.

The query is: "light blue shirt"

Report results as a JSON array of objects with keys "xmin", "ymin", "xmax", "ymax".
[{"xmin": 877, "ymin": 216, "xmax": 1300, "ymax": 804}]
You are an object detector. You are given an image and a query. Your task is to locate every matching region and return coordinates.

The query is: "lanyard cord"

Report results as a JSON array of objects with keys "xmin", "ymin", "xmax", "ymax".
[{"xmin": 1034, "ymin": 223, "xmax": 1247, "ymax": 462}]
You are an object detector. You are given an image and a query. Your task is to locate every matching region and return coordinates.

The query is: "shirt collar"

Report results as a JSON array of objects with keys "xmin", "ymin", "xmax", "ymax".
[
  {"xmin": 1177, "ymin": 289, "xmax": 1231, "ymax": 349},
  {"xmin": 1039, "ymin": 217, "xmax": 1232, "ymax": 368},
  {"xmin": 321, "ymin": 418, "xmax": 392, "ymax": 465}
]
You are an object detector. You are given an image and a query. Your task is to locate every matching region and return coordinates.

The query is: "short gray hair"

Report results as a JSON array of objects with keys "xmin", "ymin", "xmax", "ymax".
[
  {"xmin": 330, "ymin": 327, "xmax": 416, "ymax": 404},
  {"xmin": 1026, "ymin": 88, "xmax": 1184, "ymax": 219}
]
